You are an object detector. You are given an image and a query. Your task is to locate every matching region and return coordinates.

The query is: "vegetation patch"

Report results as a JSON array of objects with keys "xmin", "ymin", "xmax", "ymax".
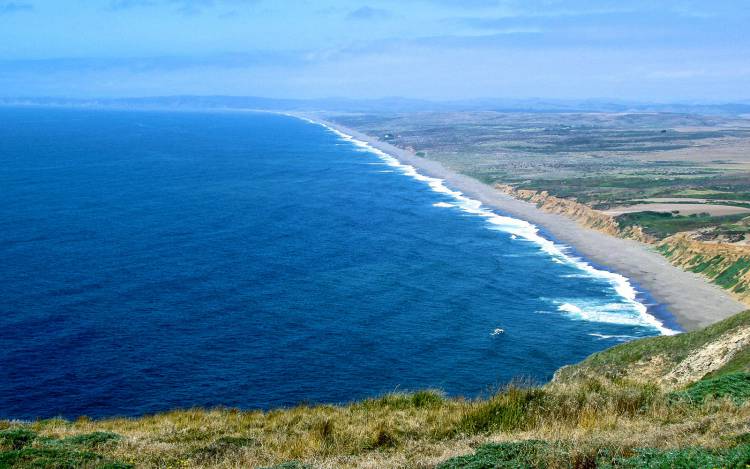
[
  {"xmin": 706, "ymin": 346, "xmax": 750, "ymax": 378},
  {"xmin": 616, "ymin": 211, "xmax": 747, "ymax": 239},
  {"xmin": 715, "ymin": 258, "xmax": 750, "ymax": 290},
  {"xmin": 438, "ymin": 441, "xmax": 750, "ymax": 468},
  {"xmin": 603, "ymin": 444, "xmax": 750, "ymax": 468},
  {"xmin": 672, "ymin": 372, "xmax": 750, "ymax": 404},
  {"xmin": 437, "ymin": 440, "xmax": 565, "ymax": 468},
  {"xmin": 454, "ymin": 387, "xmax": 544, "ymax": 434},
  {"xmin": 190, "ymin": 435, "xmax": 259, "ymax": 463},
  {"xmin": 0, "ymin": 428, "xmax": 129, "ymax": 469},
  {"xmin": 62, "ymin": 431, "xmax": 120, "ymax": 449},
  {"xmin": 259, "ymin": 462, "xmax": 314, "ymax": 469},
  {"xmin": 555, "ymin": 310, "xmax": 750, "ymax": 382}
]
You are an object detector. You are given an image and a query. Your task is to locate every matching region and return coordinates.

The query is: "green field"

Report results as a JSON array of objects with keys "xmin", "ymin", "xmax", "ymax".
[{"xmin": 616, "ymin": 211, "xmax": 749, "ymax": 239}]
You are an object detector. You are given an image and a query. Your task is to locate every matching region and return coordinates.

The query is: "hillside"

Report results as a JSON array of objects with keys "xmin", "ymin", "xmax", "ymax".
[{"xmin": 2, "ymin": 311, "xmax": 750, "ymax": 468}]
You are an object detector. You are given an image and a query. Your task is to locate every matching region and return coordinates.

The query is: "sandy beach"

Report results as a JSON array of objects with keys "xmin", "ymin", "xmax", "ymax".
[{"xmin": 315, "ymin": 117, "xmax": 747, "ymax": 331}]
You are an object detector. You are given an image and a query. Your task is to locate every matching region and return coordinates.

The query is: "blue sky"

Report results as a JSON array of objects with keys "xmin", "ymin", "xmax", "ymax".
[{"xmin": 1, "ymin": 0, "xmax": 748, "ymax": 100}]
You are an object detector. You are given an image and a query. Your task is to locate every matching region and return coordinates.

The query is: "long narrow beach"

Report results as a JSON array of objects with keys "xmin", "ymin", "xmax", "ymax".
[{"xmin": 314, "ymin": 117, "xmax": 747, "ymax": 331}]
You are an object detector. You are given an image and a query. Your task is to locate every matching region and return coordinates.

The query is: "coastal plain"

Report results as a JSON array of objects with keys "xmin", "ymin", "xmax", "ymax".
[{"xmin": 329, "ymin": 112, "xmax": 750, "ymax": 243}]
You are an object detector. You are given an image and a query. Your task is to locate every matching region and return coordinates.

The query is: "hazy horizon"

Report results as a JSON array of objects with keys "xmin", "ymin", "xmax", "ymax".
[{"xmin": 1, "ymin": 0, "xmax": 748, "ymax": 101}]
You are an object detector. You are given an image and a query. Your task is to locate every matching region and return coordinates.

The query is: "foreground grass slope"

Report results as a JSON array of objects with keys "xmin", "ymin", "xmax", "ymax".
[{"xmin": 2, "ymin": 311, "xmax": 750, "ymax": 468}]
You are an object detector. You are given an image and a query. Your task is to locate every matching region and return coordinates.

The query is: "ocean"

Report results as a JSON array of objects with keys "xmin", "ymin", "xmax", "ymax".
[{"xmin": 0, "ymin": 108, "xmax": 676, "ymax": 419}]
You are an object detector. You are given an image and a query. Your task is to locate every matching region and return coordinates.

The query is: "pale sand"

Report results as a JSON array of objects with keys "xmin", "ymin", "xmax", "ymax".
[{"xmin": 316, "ymin": 118, "xmax": 747, "ymax": 331}]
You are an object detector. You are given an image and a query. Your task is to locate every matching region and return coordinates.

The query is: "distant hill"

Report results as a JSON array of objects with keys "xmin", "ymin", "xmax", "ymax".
[{"xmin": 3, "ymin": 95, "xmax": 750, "ymax": 115}]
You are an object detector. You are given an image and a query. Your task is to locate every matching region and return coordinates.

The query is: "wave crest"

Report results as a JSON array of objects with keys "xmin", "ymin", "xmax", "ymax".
[{"xmin": 302, "ymin": 117, "xmax": 678, "ymax": 336}]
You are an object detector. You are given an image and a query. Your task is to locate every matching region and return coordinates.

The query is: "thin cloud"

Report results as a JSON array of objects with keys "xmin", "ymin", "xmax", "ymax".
[
  {"xmin": 347, "ymin": 6, "xmax": 391, "ymax": 21},
  {"xmin": 0, "ymin": 51, "xmax": 311, "ymax": 74},
  {"xmin": 109, "ymin": 0, "xmax": 258, "ymax": 15},
  {"xmin": 0, "ymin": 1, "xmax": 34, "ymax": 14},
  {"xmin": 109, "ymin": 0, "xmax": 156, "ymax": 10}
]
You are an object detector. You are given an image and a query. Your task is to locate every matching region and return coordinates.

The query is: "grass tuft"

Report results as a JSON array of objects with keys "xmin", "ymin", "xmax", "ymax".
[
  {"xmin": 455, "ymin": 387, "xmax": 544, "ymax": 434},
  {"xmin": 63, "ymin": 432, "xmax": 121, "ymax": 449}
]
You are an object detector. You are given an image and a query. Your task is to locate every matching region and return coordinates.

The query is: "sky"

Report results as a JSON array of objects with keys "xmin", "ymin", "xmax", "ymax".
[{"xmin": 0, "ymin": 0, "xmax": 748, "ymax": 101}]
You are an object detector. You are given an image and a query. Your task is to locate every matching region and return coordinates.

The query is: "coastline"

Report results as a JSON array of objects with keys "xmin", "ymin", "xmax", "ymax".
[{"xmin": 301, "ymin": 114, "xmax": 747, "ymax": 332}]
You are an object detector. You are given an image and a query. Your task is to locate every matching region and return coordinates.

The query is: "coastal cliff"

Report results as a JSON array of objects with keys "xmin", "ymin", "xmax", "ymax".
[
  {"xmin": 658, "ymin": 234, "xmax": 750, "ymax": 304},
  {"xmin": 494, "ymin": 184, "xmax": 654, "ymax": 243},
  {"xmin": 495, "ymin": 183, "xmax": 750, "ymax": 306}
]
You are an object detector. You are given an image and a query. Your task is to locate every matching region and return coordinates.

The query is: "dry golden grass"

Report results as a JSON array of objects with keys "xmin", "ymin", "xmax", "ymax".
[
  {"xmin": 5, "ymin": 312, "xmax": 750, "ymax": 467},
  {"xmin": 3, "ymin": 380, "xmax": 749, "ymax": 468}
]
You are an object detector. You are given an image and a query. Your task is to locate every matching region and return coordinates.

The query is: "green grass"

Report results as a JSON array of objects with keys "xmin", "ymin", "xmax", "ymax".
[
  {"xmin": 671, "ymin": 372, "xmax": 750, "ymax": 404},
  {"xmin": 706, "ymin": 347, "xmax": 750, "ymax": 378},
  {"xmin": 453, "ymin": 387, "xmax": 544, "ymax": 434},
  {"xmin": 437, "ymin": 440, "xmax": 750, "ymax": 468},
  {"xmin": 715, "ymin": 258, "xmax": 750, "ymax": 290},
  {"xmin": 556, "ymin": 310, "xmax": 750, "ymax": 381},
  {"xmin": 616, "ymin": 211, "xmax": 748, "ymax": 239},
  {"xmin": 604, "ymin": 445, "xmax": 750, "ymax": 468},
  {"xmin": 437, "ymin": 440, "xmax": 565, "ymax": 468},
  {"xmin": 0, "ymin": 428, "xmax": 129, "ymax": 469}
]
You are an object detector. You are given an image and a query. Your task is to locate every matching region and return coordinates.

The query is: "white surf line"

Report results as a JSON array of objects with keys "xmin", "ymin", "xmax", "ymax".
[{"xmin": 295, "ymin": 115, "xmax": 679, "ymax": 336}]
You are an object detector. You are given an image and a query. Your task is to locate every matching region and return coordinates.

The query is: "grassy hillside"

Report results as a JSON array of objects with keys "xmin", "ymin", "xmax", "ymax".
[
  {"xmin": 2, "ymin": 311, "xmax": 750, "ymax": 468},
  {"xmin": 554, "ymin": 309, "xmax": 750, "ymax": 385},
  {"xmin": 657, "ymin": 236, "xmax": 750, "ymax": 303}
]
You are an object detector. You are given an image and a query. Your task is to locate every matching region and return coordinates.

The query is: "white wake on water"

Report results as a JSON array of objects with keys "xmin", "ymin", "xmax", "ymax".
[
  {"xmin": 300, "ymin": 116, "xmax": 679, "ymax": 336},
  {"xmin": 589, "ymin": 333, "xmax": 639, "ymax": 341}
]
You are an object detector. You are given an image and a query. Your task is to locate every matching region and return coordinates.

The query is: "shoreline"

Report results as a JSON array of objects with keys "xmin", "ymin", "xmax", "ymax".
[{"xmin": 303, "ymin": 115, "xmax": 747, "ymax": 332}]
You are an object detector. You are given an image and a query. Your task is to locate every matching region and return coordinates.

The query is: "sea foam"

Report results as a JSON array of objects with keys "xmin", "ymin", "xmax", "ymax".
[
  {"xmin": 301, "ymin": 117, "xmax": 678, "ymax": 336},
  {"xmin": 589, "ymin": 333, "xmax": 639, "ymax": 341}
]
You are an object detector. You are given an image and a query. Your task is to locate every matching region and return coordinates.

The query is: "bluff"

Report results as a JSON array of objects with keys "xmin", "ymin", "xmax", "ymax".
[{"xmin": 495, "ymin": 183, "xmax": 750, "ymax": 307}]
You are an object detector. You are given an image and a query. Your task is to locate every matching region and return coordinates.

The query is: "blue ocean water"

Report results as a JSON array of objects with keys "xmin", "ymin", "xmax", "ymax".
[{"xmin": 0, "ymin": 108, "xmax": 674, "ymax": 419}]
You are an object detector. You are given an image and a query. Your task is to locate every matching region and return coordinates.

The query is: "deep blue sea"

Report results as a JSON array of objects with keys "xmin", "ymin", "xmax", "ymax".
[{"xmin": 0, "ymin": 108, "xmax": 675, "ymax": 419}]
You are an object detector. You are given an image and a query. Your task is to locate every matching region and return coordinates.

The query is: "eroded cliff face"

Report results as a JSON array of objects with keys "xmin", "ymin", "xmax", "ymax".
[
  {"xmin": 495, "ymin": 184, "xmax": 750, "ymax": 305},
  {"xmin": 553, "ymin": 310, "xmax": 750, "ymax": 389},
  {"xmin": 495, "ymin": 184, "xmax": 654, "ymax": 243},
  {"xmin": 659, "ymin": 234, "xmax": 750, "ymax": 304}
]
